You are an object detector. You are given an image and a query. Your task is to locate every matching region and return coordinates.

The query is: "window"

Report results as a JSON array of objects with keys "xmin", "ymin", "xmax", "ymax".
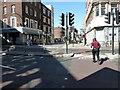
[
  {"xmin": 10, "ymin": 16, "xmax": 16, "ymax": 27},
  {"xmin": 3, "ymin": 0, "xmax": 6, "ymax": 2},
  {"xmin": 43, "ymin": 26, "xmax": 46, "ymax": 31},
  {"xmin": 101, "ymin": 4, "xmax": 105, "ymax": 15},
  {"xmin": 3, "ymin": 18, "xmax": 8, "ymax": 28},
  {"xmin": 46, "ymin": 18, "xmax": 47, "ymax": 23},
  {"xmin": 11, "ymin": 5, "xmax": 15, "ymax": 13},
  {"xmin": 96, "ymin": 5, "xmax": 99, "ymax": 16},
  {"xmin": 30, "ymin": 0, "xmax": 32, "ymax": 4},
  {"xmin": 111, "ymin": 4, "xmax": 117, "ymax": 13},
  {"xmin": 43, "ymin": 8, "xmax": 46, "ymax": 14},
  {"xmin": 30, "ymin": 8, "xmax": 33, "ymax": 16},
  {"xmin": 3, "ymin": 6, "xmax": 7, "ymax": 15},
  {"xmin": 48, "ymin": 19, "xmax": 50, "ymax": 24},
  {"xmin": 34, "ymin": 1, "xmax": 37, "ymax": 6},
  {"xmin": 48, "ymin": 11, "xmax": 51, "ymax": 17},
  {"xmin": 39, "ymin": 13, "xmax": 41, "ymax": 19},
  {"xmin": 25, "ymin": 6, "xmax": 29, "ymax": 14},
  {"xmin": 30, "ymin": 19, "xmax": 33, "ymax": 28},
  {"xmin": 34, "ymin": 21, "xmax": 38, "ymax": 29},
  {"xmin": 43, "ymin": 16, "xmax": 46, "ymax": 22},
  {"xmin": 34, "ymin": 10, "xmax": 37, "ymax": 17},
  {"xmin": 39, "ymin": 4, "xmax": 41, "ymax": 9},
  {"xmin": 25, "ymin": 18, "xmax": 29, "ymax": 27}
]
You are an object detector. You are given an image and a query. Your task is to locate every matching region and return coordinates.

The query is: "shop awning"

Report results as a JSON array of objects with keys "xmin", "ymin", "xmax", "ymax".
[
  {"xmin": 22, "ymin": 29, "xmax": 42, "ymax": 35},
  {"xmin": 0, "ymin": 27, "xmax": 43, "ymax": 35},
  {"xmin": 0, "ymin": 28, "xmax": 20, "ymax": 34}
]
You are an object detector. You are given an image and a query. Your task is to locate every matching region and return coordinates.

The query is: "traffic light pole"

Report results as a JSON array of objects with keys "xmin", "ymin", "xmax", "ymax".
[
  {"xmin": 112, "ymin": 13, "xmax": 114, "ymax": 55},
  {"xmin": 66, "ymin": 12, "xmax": 68, "ymax": 54}
]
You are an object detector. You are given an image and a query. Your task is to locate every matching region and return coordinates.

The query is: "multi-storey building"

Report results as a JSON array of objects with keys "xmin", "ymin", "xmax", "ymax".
[
  {"xmin": 54, "ymin": 27, "xmax": 65, "ymax": 43},
  {"xmin": 45, "ymin": 5, "xmax": 54, "ymax": 44},
  {"xmin": 84, "ymin": 0, "xmax": 120, "ymax": 45},
  {"xmin": 41, "ymin": 3, "xmax": 52, "ymax": 44},
  {"xmin": 1, "ymin": 0, "xmax": 53, "ymax": 45}
]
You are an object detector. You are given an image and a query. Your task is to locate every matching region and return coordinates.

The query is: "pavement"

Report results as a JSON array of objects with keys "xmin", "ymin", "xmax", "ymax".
[
  {"xmin": 1, "ymin": 43, "xmax": 119, "ymax": 62},
  {"xmin": 1, "ymin": 43, "xmax": 120, "ymax": 88}
]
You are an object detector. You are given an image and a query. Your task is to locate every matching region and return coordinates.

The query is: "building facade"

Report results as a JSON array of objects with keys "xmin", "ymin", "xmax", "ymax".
[
  {"xmin": 1, "ymin": 0, "xmax": 53, "ymax": 45},
  {"xmin": 45, "ymin": 5, "xmax": 54, "ymax": 44},
  {"xmin": 54, "ymin": 27, "xmax": 65, "ymax": 43},
  {"xmin": 41, "ymin": 3, "xmax": 52, "ymax": 44},
  {"xmin": 84, "ymin": 0, "xmax": 120, "ymax": 45}
]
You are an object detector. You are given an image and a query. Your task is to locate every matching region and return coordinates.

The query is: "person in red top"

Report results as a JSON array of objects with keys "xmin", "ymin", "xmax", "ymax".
[{"xmin": 91, "ymin": 38, "xmax": 101, "ymax": 63}]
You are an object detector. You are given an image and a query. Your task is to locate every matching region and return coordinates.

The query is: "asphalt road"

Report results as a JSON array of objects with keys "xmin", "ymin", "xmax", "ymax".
[{"xmin": 1, "ymin": 54, "xmax": 120, "ymax": 89}]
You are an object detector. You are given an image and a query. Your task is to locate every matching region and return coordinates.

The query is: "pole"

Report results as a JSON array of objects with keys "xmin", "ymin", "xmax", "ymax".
[
  {"xmin": 118, "ymin": 42, "xmax": 120, "ymax": 55},
  {"xmin": 118, "ymin": 26, "xmax": 120, "ymax": 55},
  {"xmin": 66, "ymin": 12, "xmax": 68, "ymax": 54},
  {"xmin": 112, "ymin": 13, "xmax": 114, "ymax": 55},
  {"xmin": 73, "ymin": 32, "xmax": 74, "ymax": 47}
]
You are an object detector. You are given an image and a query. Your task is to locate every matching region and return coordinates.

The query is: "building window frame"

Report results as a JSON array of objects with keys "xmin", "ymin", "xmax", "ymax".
[
  {"xmin": 39, "ymin": 13, "xmax": 41, "ymax": 19},
  {"xmin": 43, "ymin": 16, "xmax": 46, "ymax": 23},
  {"xmin": 43, "ymin": 8, "xmax": 46, "ymax": 14},
  {"xmin": 30, "ymin": 8, "xmax": 33, "ymax": 16},
  {"xmin": 11, "ymin": 5, "xmax": 15, "ymax": 13},
  {"xmin": 48, "ymin": 11, "xmax": 51, "ymax": 17},
  {"xmin": 48, "ymin": 18, "xmax": 50, "ymax": 24},
  {"xmin": 3, "ymin": 18, "xmax": 8, "ymax": 28},
  {"xmin": 3, "ymin": 6, "xmax": 7, "ymax": 15},
  {"xmin": 25, "ymin": 18, "xmax": 29, "ymax": 27},
  {"xmin": 34, "ymin": 10, "xmax": 37, "ymax": 17},
  {"xmin": 95, "ymin": 5, "xmax": 99, "ymax": 16},
  {"xmin": 34, "ymin": 21, "xmax": 38, "ymax": 29},
  {"xmin": 111, "ymin": 4, "xmax": 117, "ymax": 13},
  {"xmin": 10, "ymin": 16, "xmax": 17, "ymax": 27},
  {"xmin": 3, "ymin": 0, "xmax": 6, "ymax": 2},
  {"xmin": 39, "ymin": 3, "xmax": 41, "ymax": 9},
  {"xmin": 25, "ymin": 5, "xmax": 29, "ymax": 14},
  {"xmin": 34, "ymin": 0, "xmax": 37, "ymax": 6},
  {"xmin": 101, "ymin": 4, "xmax": 106, "ymax": 15},
  {"xmin": 30, "ymin": 19, "xmax": 33, "ymax": 28}
]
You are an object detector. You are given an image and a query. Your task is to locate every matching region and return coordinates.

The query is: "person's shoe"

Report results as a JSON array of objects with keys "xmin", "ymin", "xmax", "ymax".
[{"xmin": 93, "ymin": 61, "xmax": 97, "ymax": 63}]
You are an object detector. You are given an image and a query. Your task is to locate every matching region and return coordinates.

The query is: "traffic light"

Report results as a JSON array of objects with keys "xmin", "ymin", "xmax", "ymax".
[
  {"xmin": 116, "ymin": 9, "xmax": 120, "ymax": 24},
  {"xmin": 104, "ymin": 12, "xmax": 111, "ymax": 24},
  {"xmin": 60, "ymin": 13, "xmax": 65, "ymax": 26},
  {"xmin": 69, "ymin": 12, "xmax": 74, "ymax": 26}
]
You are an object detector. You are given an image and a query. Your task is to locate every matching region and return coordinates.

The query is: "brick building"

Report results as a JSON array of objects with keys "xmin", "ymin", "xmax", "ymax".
[
  {"xmin": 1, "ymin": 0, "xmax": 53, "ymax": 45},
  {"xmin": 45, "ymin": 5, "xmax": 54, "ymax": 44},
  {"xmin": 41, "ymin": 3, "xmax": 52, "ymax": 44},
  {"xmin": 54, "ymin": 27, "xmax": 65, "ymax": 43}
]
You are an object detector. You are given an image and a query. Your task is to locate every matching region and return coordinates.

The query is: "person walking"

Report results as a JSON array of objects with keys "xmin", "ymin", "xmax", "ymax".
[{"xmin": 91, "ymin": 38, "xmax": 101, "ymax": 63}]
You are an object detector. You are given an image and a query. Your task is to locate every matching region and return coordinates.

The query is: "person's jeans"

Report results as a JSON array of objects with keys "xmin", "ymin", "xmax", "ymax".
[{"xmin": 92, "ymin": 48, "xmax": 100, "ymax": 61}]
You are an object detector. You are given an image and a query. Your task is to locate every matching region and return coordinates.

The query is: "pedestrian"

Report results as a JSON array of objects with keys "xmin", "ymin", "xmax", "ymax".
[
  {"xmin": 27, "ymin": 39, "xmax": 32, "ymax": 46},
  {"xmin": 91, "ymin": 38, "xmax": 101, "ymax": 63}
]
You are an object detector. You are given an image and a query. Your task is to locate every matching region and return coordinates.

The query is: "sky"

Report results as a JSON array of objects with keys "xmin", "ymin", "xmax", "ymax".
[{"xmin": 42, "ymin": 1, "xmax": 86, "ymax": 33}]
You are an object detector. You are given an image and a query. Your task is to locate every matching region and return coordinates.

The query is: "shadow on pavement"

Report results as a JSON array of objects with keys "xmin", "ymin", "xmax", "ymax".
[
  {"xmin": 1, "ymin": 46, "xmax": 120, "ymax": 89},
  {"xmin": 99, "ymin": 57, "xmax": 109, "ymax": 65}
]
